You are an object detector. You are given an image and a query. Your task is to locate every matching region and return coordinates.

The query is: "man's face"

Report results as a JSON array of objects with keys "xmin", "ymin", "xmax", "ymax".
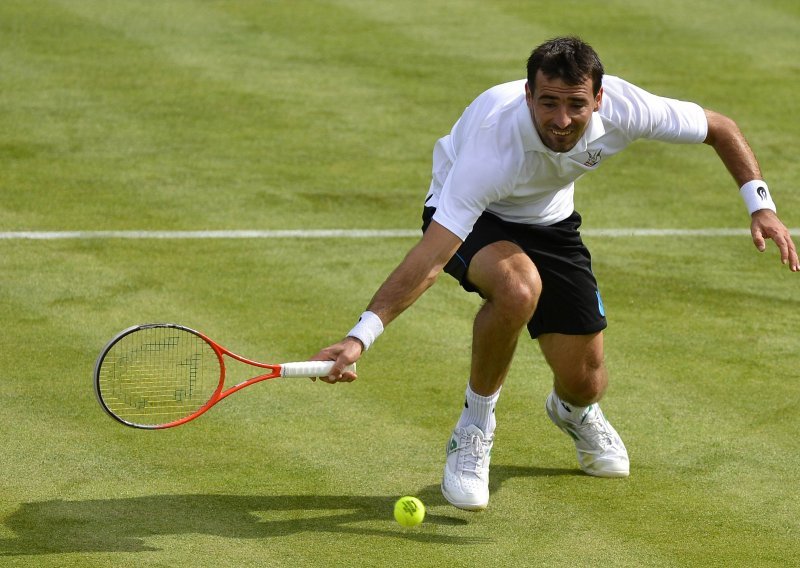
[{"xmin": 525, "ymin": 70, "xmax": 602, "ymax": 153}]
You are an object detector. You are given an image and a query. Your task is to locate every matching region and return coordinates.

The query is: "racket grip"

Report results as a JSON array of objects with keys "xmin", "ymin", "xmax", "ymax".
[{"xmin": 280, "ymin": 361, "xmax": 356, "ymax": 378}]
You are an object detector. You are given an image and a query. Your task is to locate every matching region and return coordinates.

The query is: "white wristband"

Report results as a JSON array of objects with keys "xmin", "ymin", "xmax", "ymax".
[
  {"xmin": 740, "ymin": 180, "xmax": 776, "ymax": 215},
  {"xmin": 347, "ymin": 311, "xmax": 384, "ymax": 351}
]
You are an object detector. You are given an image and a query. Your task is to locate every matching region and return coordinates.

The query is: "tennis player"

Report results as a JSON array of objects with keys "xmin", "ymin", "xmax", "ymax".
[{"xmin": 313, "ymin": 37, "xmax": 797, "ymax": 510}]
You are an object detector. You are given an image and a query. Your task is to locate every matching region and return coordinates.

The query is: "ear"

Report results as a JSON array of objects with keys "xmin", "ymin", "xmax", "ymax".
[{"xmin": 594, "ymin": 86, "xmax": 603, "ymax": 111}]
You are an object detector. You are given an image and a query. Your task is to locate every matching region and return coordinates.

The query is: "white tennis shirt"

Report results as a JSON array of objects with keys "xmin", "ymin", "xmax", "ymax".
[{"xmin": 426, "ymin": 75, "xmax": 708, "ymax": 240}]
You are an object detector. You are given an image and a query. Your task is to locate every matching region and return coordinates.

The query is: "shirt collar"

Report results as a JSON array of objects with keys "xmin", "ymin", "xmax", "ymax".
[{"xmin": 516, "ymin": 99, "xmax": 545, "ymax": 152}]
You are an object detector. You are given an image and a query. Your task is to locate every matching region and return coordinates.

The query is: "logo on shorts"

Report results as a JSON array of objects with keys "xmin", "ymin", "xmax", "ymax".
[{"xmin": 596, "ymin": 290, "xmax": 605, "ymax": 317}]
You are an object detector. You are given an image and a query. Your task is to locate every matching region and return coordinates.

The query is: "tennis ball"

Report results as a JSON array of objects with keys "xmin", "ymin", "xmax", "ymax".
[{"xmin": 393, "ymin": 496, "xmax": 425, "ymax": 527}]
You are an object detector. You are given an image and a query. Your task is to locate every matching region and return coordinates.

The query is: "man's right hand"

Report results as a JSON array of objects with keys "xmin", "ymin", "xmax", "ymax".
[{"xmin": 310, "ymin": 337, "xmax": 363, "ymax": 383}]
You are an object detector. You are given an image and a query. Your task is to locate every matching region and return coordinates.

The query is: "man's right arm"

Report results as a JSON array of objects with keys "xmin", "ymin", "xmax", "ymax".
[{"xmin": 312, "ymin": 220, "xmax": 463, "ymax": 382}]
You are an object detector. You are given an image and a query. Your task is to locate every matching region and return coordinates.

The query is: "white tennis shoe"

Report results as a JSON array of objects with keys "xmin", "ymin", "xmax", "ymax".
[
  {"xmin": 545, "ymin": 393, "xmax": 629, "ymax": 478},
  {"xmin": 441, "ymin": 424, "xmax": 493, "ymax": 511}
]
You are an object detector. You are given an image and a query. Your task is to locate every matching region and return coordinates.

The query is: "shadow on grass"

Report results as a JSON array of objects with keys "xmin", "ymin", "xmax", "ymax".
[{"xmin": 0, "ymin": 464, "xmax": 577, "ymax": 555}]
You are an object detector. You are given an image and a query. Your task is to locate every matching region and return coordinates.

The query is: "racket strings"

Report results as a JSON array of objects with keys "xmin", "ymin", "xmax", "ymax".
[{"xmin": 97, "ymin": 327, "xmax": 221, "ymax": 426}]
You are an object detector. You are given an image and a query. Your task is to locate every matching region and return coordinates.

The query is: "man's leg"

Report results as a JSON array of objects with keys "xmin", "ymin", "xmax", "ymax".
[
  {"xmin": 468, "ymin": 240, "xmax": 541, "ymax": 395},
  {"xmin": 538, "ymin": 332, "xmax": 629, "ymax": 477},
  {"xmin": 441, "ymin": 240, "xmax": 541, "ymax": 510},
  {"xmin": 538, "ymin": 332, "xmax": 607, "ymax": 405}
]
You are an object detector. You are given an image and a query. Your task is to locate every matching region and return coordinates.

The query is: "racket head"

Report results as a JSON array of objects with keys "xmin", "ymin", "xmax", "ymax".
[{"xmin": 93, "ymin": 323, "xmax": 224, "ymax": 429}]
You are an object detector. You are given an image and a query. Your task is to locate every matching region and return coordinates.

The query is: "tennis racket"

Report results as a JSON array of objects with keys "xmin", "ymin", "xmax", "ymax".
[{"xmin": 93, "ymin": 323, "xmax": 352, "ymax": 429}]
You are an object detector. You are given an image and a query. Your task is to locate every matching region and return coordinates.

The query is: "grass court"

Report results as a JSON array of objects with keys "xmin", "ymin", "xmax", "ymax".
[{"xmin": 1, "ymin": 1, "xmax": 798, "ymax": 566}]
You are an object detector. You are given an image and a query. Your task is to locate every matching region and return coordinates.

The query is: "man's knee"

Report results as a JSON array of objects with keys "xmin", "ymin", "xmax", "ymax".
[
  {"xmin": 494, "ymin": 272, "xmax": 540, "ymax": 317},
  {"xmin": 555, "ymin": 360, "xmax": 607, "ymax": 405},
  {"xmin": 468, "ymin": 241, "xmax": 541, "ymax": 322},
  {"xmin": 540, "ymin": 332, "xmax": 608, "ymax": 406}
]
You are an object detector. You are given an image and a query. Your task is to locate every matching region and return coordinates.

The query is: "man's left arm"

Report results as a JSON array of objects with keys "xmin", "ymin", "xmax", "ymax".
[{"xmin": 703, "ymin": 109, "xmax": 799, "ymax": 271}]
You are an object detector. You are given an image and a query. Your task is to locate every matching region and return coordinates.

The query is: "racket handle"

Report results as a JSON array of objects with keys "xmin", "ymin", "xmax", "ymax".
[{"xmin": 280, "ymin": 361, "xmax": 356, "ymax": 378}]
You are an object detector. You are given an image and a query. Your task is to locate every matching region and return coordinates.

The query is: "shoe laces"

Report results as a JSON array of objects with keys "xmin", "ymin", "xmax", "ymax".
[
  {"xmin": 575, "ymin": 409, "xmax": 617, "ymax": 450},
  {"xmin": 459, "ymin": 431, "xmax": 492, "ymax": 475}
]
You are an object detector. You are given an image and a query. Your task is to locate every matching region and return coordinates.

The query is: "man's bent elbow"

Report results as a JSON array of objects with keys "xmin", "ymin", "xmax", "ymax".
[{"xmin": 703, "ymin": 109, "xmax": 740, "ymax": 146}]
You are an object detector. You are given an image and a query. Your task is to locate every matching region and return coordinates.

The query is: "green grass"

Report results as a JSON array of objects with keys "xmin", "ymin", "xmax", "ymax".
[{"xmin": 1, "ymin": 1, "xmax": 799, "ymax": 566}]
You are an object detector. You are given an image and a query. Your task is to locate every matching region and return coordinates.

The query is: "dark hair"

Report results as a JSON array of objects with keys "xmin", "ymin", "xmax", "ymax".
[{"xmin": 526, "ymin": 37, "xmax": 604, "ymax": 96}]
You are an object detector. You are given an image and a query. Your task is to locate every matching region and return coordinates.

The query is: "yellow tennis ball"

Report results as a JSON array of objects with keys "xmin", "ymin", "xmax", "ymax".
[{"xmin": 393, "ymin": 496, "xmax": 425, "ymax": 527}]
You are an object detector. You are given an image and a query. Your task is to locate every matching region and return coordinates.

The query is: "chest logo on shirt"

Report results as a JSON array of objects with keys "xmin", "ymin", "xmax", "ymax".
[
  {"xmin": 584, "ymin": 148, "xmax": 602, "ymax": 167},
  {"xmin": 569, "ymin": 148, "xmax": 603, "ymax": 168}
]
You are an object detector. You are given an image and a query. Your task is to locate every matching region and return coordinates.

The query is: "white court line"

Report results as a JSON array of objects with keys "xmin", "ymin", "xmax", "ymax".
[
  {"xmin": 0, "ymin": 229, "xmax": 420, "ymax": 240},
  {"xmin": 0, "ymin": 228, "xmax": 771, "ymax": 240},
  {"xmin": 584, "ymin": 228, "xmax": 755, "ymax": 237},
  {"xmin": 0, "ymin": 228, "xmax": 768, "ymax": 239}
]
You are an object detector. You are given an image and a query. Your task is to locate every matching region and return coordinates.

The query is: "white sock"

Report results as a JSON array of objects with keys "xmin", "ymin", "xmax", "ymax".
[
  {"xmin": 456, "ymin": 384, "xmax": 500, "ymax": 434},
  {"xmin": 553, "ymin": 391, "xmax": 593, "ymax": 423}
]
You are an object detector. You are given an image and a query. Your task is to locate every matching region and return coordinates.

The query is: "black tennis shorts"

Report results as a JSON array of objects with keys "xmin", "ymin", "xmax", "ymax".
[{"xmin": 422, "ymin": 207, "xmax": 607, "ymax": 339}]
